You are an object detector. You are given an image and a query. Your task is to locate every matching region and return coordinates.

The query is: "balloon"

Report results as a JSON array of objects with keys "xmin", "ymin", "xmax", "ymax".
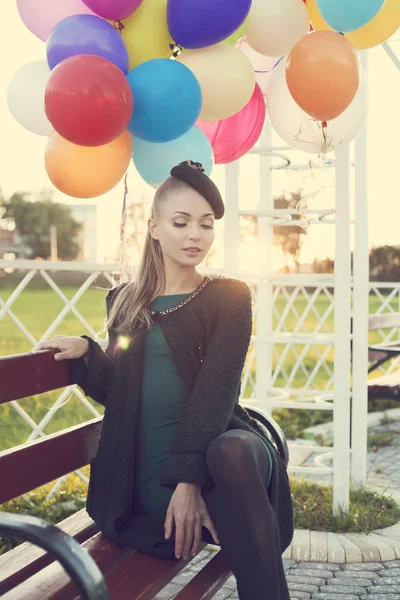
[
  {"xmin": 246, "ymin": 0, "xmax": 310, "ymax": 57},
  {"xmin": 82, "ymin": 0, "xmax": 143, "ymax": 21},
  {"xmin": 45, "ymin": 130, "xmax": 132, "ymax": 198},
  {"xmin": 267, "ymin": 60, "xmax": 368, "ymax": 154},
  {"xmin": 16, "ymin": 0, "xmax": 96, "ymax": 42},
  {"xmin": 133, "ymin": 126, "xmax": 213, "ymax": 187},
  {"xmin": 7, "ymin": 61, "xmax": 52, "ymax": 136},
  {"xmin": 46, "ymin": 15, "xmax": 129, "ymax": 74},
  {"xmin": 45, "ymin": 55, "xmax": 133, "ymax": 146},
  {"xmin": 121, "ymin": 0, "xmax": 173, "ymax": 70},
  {"xmin": 176, "ymin": 43, "xmax": 255, "ymax": 121},
  {"xmin": 224, "ymin": 18, "xmax": 248, "ymax": 45},
  {"xmin": 307, "ymin": 0, "xmax": 400, "ymax": 50},
  {"xmin": 127, "ymin": 59, "xmax": 201, "ymax": 143},
  {"xmin": 286, "ymin": 31, "xmax": 360, "ymax": 122},
  {"xmin": 197, "ymin": 84, "xmax": 266, "ymax": 164},
  {"xmin": 167, "ymin": 0, "xmax": 252, "ymax": 49},
  {"xmin": 315, "ymin": 0, "xmax": 385, "ymax": 33},
  {"xmin": 237, "ymin": 41, "xmax": 282, "ymax": 95}
]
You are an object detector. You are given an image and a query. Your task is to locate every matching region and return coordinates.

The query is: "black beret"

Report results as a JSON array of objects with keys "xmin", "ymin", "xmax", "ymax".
[{"xmin": 170, "ymin": 160, "xmax": 225, "ymax": 220}]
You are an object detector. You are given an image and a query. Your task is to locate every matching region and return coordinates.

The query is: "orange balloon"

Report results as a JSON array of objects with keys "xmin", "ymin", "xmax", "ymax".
[
  {"xmin": 286, "ymin": 31, "xmax": 360, "ymax": 122},
  {"xmin": 45, "ymin": 130, "xmax": 133, "ymax": 198}
]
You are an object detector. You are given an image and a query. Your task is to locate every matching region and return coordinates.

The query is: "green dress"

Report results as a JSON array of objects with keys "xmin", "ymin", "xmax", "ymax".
[{"xmin": 136, "ymin": 293, "xmax": 273, "ymax": 520}]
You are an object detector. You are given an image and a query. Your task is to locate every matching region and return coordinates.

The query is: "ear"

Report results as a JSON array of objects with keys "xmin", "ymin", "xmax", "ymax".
[{"xmin": 148, "ymin": 218, "xmax": 158, "ymax": 240}]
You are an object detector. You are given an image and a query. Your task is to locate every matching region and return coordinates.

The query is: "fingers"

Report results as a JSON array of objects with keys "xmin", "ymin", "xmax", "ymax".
[
  {"xmin": 203, "ymin": 513, "xmax": 220, "ymax": 546},
  {"xmin": 191, "ymin": 517, "xmax": 203, "ymax": 557},
  {"xmin": 174, "ymin": 519, "xmax": 184, "ymax": 560},
  {"xmin": 182, "ymin": 519, "xmax": 194, "ymax": 560},
  {"xmin": 164, "ymin": 509, "xmax": 174, "ymax": 540},
  {"xmin": 54, "ymin": 351, "xmax": 71, "ymax": 361},
  {"xmin": 32, "ymin": 340, "xmax": 58, "ymax": 352}
]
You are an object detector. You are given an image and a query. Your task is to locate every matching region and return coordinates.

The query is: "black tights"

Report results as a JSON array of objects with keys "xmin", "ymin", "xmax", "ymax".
[{"xmin": 201, "ymin": 430, "xmax": 290, "ymax": 600}]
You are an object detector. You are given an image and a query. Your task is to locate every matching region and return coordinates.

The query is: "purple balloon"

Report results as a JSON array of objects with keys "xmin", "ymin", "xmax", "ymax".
[
  {"xmin": 46, "ymin": 14, "xmax": 129, "ymax": 74},
  {"xmin": 82, "ymin": 0, "xmax": 143, "ymax": 21},
  {"xmin": 167, "ymin": 0, "xmax": 252, "ymax": 49}
]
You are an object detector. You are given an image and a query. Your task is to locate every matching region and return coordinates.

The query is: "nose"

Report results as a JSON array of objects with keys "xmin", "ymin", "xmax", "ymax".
[{"xmin": 188, "ymin": 228, "xmax": 201, "ymax": 242}]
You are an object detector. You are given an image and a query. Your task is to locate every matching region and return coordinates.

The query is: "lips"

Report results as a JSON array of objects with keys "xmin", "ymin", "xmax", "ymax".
[{"xmin": 183, "ymin": 247, "xmax": 201, "ymax": 252}]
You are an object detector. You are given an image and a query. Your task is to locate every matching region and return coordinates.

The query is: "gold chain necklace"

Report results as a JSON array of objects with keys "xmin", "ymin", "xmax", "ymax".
[{"xmin": 148, "ymin": 276, "xmax": 215, "ymax": 318}]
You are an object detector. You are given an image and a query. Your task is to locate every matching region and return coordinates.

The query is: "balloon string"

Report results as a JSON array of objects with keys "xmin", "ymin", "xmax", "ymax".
[
  {"xmin": 117, "ymin": 173, "xmax": 132, "ymax": 280},
  {"xmin": 254, "ymin": 56, "xmax": 284, "ymax": 74}
]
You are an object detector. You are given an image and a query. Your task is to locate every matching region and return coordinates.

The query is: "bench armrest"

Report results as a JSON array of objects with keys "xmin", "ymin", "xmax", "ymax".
[{"xmin": 0, "ymin": 512, "xmax": 110, "ymax": 600}]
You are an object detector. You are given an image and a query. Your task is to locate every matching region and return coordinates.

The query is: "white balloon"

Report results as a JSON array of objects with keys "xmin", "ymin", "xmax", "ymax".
[
  {"xmin": 7, "ymin": 60, "xmax": 53, "ymax": 136},
  {"xmin": 266, "ymin": 60, "xmax": 369, "ymax": 155},
  {"xmin": 237, "ymin": 40, "xmax": 281, "ymax": 95},
  {"xmin": 246, "ymin": 0, "xmax": 310, "ymax": 57}
]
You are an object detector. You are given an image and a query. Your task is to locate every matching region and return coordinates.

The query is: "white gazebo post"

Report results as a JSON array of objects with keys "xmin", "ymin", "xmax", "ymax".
[
  {"xmin": 333, "ymin": 145, "xmax": 352, "ymax": 512},
  {"xmin": 255, "ymin": 124, "xmax": 275, "ymax": 415},
  {"xmin": 223, "ymin": 162, "xmax": 241, "ymax": 278},
  {"xmin": 351, "ymin": 50, "xmax": 370, "ymax": 487}
]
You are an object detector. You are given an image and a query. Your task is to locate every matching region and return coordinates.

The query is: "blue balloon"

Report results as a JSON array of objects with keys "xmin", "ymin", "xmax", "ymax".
[
  {"xmin": 127, "ymin": 59, "xmax": 202, "ymax": 143},
  {"xmin": 47, "ymin": 15, "xmax": 129, "ymax": 74},
  {"xmin": 133, "ymin": 126, "xmax": 214, "ymax": 187},
  {"xmin": 167, "ymin": 0, "xmax": 252, "ymax": 49},
  {"xmin": 316, "ymin": 0, "xmax": 385, "ymax": 33}
]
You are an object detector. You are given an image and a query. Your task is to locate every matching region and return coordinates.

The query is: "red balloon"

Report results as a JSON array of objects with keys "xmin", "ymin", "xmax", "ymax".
[
  {"xmin": 197, "ymin": 83, "xmax": 266, "ymax": 164},
  {"xmin": 45, "ymin": 54, "xmax": 133, "ymax": 147}
]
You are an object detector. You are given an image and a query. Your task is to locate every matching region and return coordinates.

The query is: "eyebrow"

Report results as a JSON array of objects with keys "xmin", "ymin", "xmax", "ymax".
[{"xmin": 171, "ymin": 211, "xmax": 215, "ymax": 218}]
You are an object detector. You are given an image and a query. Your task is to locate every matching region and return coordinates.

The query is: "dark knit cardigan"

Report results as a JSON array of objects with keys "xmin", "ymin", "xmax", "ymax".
[{"xmin": 70, "ymin": 276, "xmax": 294, "ymax": 558}]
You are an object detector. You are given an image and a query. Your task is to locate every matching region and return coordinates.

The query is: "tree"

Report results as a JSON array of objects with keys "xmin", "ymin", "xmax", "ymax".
[
  {"xmin": 3, "ymin": 190, "xmax": 81, "ymax": 260},
  {"xmin": 273, "ymin": 192, "xmax": 308, "ymax": 273},
  {"xmin": 370, "ymin": 245, "xmax": 400, "ymax": 281}
]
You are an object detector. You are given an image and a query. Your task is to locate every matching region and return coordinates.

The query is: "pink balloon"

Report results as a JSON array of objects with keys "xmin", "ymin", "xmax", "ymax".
[
  {"xmin": 17, "ymin": 0, "xmax": 96, "ymax": 41},
  {"xmin": 197, "ymin": 83, "xmax": 266, "ymax": 164},
  {"xmin": 82, "ymin": 0, "xmax": 143, "ymax": 21}
]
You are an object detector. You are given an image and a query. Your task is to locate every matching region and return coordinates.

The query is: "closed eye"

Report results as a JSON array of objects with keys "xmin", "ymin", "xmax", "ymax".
[{"xmin": 173, "ymin": 222, "xmax": 214, "ymax": 230}]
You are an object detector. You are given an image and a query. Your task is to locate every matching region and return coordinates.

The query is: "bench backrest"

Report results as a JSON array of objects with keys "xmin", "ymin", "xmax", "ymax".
[{"xmin": 0, "ymin": 350, "xmax": 101, "ymax": 504}]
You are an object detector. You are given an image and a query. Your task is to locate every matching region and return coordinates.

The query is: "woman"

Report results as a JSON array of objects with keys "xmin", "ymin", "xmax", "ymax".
[{"xmin": 35, "ymin": 161, "xmax": 293, "ymax": 599}]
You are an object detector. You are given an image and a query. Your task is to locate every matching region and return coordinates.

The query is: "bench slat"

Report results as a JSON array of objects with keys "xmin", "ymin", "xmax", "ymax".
[
  {"xmin": 1, "ymin": 534, "xmax": 206, "ymax": 600},
  {"xmin": 174, "ymin": 551, "xmax": 231, "ymax": 600},
  {"xmin": 0, "ymin": 509, "xmax": 98, "ymax": 596},
  {"xmin": 1, "ymin": 531, "xmax": 134, "ymax": 600},
  {"xmin": 0, "ymin": 419, "xmax": 101, "ymax": 503},
  {"xmin": 103, "ymin": 543, "xmax": 207, "ymax": 600},
  {"xmin": 0, "ymin": 351, "xmax": 69, "ymax": 404}
]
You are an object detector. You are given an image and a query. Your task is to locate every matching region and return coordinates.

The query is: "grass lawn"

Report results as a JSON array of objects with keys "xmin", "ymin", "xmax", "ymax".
[{"xmin": 0, "ymin": 286, "xmax": 397, "ymax": 452}]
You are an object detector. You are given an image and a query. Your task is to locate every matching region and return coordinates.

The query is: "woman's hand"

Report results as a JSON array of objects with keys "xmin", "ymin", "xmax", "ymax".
[
  {"xmin": 33, "ymin": 336, "xmax": 89, "ymax": 361},
  {"xmin": 165, "ymin": 483, "xmax": 219, "ymax": 560}
]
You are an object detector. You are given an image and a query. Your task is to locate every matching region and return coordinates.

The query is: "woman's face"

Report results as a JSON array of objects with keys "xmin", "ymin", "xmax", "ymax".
[{"xmin": 149, "ymin": 187, "xmax": 216, "ymax": 267}]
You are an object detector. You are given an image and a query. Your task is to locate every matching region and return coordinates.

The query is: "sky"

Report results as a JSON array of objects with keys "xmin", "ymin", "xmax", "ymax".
[{"xmin": 0, "ymin": 3, "xmax": 399, "ymax": 267}]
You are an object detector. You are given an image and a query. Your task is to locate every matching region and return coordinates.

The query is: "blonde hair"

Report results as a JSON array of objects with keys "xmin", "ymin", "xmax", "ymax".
[{"xmin": 107, "ymin": 176, "xmax": 193, "ymax": 333}]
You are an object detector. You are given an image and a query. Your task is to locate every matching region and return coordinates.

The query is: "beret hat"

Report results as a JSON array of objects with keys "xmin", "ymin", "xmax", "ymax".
[{"xmin": 170, "ymin": 160, "xmax": 225, "ymax": 219}]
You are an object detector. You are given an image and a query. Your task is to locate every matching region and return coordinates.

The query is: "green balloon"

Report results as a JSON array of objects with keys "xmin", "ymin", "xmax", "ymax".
[{"xmin": 224, "ymin": 17, "xmax": 248, "ymax": 45}]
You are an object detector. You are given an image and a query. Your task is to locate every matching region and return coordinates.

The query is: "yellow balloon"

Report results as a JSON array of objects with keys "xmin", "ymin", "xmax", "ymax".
[
  {"xmin": 176, "ymin": 43, "xmax": 255, "ymax": 121},
  {"xmin": 307, "ymin": 0, "xmax": 400, "ymax": 50},
  {"xmin": 121, "ymin": 0, "xmax": 173, "ymax": 70}
]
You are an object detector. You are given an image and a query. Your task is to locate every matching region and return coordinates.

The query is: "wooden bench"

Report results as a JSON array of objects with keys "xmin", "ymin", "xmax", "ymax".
[
  {"xmin": 0, "ymin": 349, "xmax": 288, "ymax": 600},
  {"xmin": 367, "ymin": 312, "xmax": 400, "ymax": 399}
]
